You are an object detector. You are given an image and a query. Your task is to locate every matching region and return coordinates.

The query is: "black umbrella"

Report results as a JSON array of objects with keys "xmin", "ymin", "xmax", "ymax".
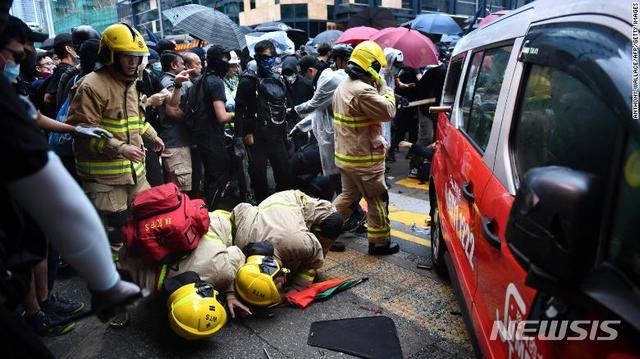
[
  {"xmin": 310, "ymin": 30, "xmax": 343, "ymax": 46},
  {"xmin": 163, "ymin": 4, "xmax": 246, "ymax": 50},
  {"xmin": 287, "ymin": 28, "xmax": 308, "ymax": 50},
  {"xmin": 348, "ymin": 7, "xmax": 397, "ymax": 30},
  {"xmin": 254, "ymin": 21, "xmax": 291, "ymax": 32}
]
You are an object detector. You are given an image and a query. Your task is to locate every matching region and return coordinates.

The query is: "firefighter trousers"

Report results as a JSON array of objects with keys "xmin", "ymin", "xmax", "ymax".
[{"xmin": 333, "ymin": 168, "xmax": 390, "ymax": 245}]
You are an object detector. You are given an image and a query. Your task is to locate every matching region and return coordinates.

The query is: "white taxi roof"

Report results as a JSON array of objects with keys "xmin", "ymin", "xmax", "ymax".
[{"xmin": 452, "ymin": 0, "xmax": 633, "ymax": 57}]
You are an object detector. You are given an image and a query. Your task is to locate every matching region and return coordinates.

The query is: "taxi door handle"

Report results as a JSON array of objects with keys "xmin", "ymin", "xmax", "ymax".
[
  {"xmin": 462, "ymin": 181, "xmax": 475, "ymax": 203},
  {"xmin": 482, "ymin": 217, "xmax": 501, "ymax": 250}
]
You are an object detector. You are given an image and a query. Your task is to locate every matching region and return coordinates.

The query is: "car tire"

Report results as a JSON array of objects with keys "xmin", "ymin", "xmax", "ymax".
[{"xmin": 431, "ymin": 204, "xmax": 449, "ymax": 278}]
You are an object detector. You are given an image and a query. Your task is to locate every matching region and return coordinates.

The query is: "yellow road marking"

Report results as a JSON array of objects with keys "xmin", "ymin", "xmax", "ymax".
[
  {"xmin": 391, "ymin": 229, "xmax": 431, "ymax": 247},
  {"xmin": 395, "ymin": 178, "xmax": 429, "ymax": 191},
  {"xmin": 389, "ymin": 210, "xmax": 430, "ymax": 229}
]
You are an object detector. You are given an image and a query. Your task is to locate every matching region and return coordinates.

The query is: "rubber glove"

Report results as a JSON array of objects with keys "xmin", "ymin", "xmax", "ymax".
[{"xmin": 75, "ymin": 126, "xmax": 113, "ymax": 139}]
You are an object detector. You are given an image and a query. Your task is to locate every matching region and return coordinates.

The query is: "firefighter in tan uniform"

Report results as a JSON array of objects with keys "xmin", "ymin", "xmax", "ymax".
[
  {"xmin": 67, "ymin": 23, "xmax": 165, "ymax": 250},
  {"xmin": 332, "ymin": 41, "xmax": 399, "ymax": 255},
  {"xmin": 227, "ymin": 190, "xmax": 344, "ymax": 316},
  {"xmin": 118, "ymin": 211, "xmax": 246, "ymax": 295}
]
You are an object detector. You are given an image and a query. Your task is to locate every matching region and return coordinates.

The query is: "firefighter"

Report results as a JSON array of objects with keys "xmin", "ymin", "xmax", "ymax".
[
  {"xmin": 227, "ymin": 190, "xmax": 344, "ymax": 316},
  {"xmin": 118, "ymin": 211, "xmax": 245, "ymax": 296},
  {"xmin": 67, "ymin": 23, "xmax": 166, "ymax": 255},
  {"xmin": 332, "ymin": 41, "xmax": 399, "ymax": 255}
]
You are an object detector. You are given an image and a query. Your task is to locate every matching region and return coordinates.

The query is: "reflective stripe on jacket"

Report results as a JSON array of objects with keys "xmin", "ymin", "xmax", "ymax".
[
  {"xmin": 332, "ymin": 77, "xmax": 395, "ymax": 174},
  {"xmin": 67, "ymin": 66, "xmax": 158, "ymax": 185}
]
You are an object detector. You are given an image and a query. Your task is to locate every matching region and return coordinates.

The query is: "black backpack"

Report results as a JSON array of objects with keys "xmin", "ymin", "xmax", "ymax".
[
  {"xmin": 183, "ymin": 72, "xmax": 215, "ymax": 134},
  {"xmin": 244, "ymin": 73, "xmax": 288, "ymax": 127}
]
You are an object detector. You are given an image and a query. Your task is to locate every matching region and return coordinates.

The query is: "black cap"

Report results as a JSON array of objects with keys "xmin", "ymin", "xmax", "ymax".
[
  {"xmin": 207, "ymin": 44, "xmax": 229, "ymax": 61},
  {"xmin": 299, "ymin": 55, "xmax": 320, "ymax": 73},
  {"xmin": 71, "ymin": 25, "xmax": 100, "ymax": 48},
  {"xmin": 7, "ymin": 16, "xmax": 48, "ymax": 43},
  {"xmin": 53, "ymin": 33, "xmax": 73, "ymax": 47},
  {"xmin": 156, "ymin": 39, "xmax": 176, "ymax": 53},
  {"xmin": 281, "ymin": 56, "xmax": 298, "ymax": 73}
]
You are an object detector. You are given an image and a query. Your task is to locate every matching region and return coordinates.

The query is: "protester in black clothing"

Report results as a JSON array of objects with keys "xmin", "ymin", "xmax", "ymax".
[
  {"xmin": 282, "ymin": 56, "xmax": 313, "ymax": 150},
  {"xmin": 416, "ymin": 62, "xmax": 447, "ymax": 142},
  {"xmin": 189, "ymin": 45, "xmax": 235, "ymax": 208},
  {"xmin": 56, "ymin": 26, "xmax": 100, "ymax": 109},
  {"xmin": 139, "ymin": 63, "xmax": 168, "ymax": 187},
  {"xmin": 44, "ymin": 33, "xmax": 77, "ymax": 114},
  {"xmin": 235, "ymin": 40, "xmax": 293, "ymax": 202},
  {"xmin": 393, "ymin": 66, "xmax": 420, "ymax": 152}
]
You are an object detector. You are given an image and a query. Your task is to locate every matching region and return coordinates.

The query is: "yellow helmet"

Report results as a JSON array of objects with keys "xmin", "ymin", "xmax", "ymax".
[
  {"xmin": 167, "ymin": 283, "xmax": 227, "ymax": 340},
  {"xmin": 349, "ymin": 40, "xmax": 387, "ymax": 82},
  {"xmin": 99, "ymin": 23, "xmax": 149, "ymax": 66},
  {"xmin": 234, "ymin": 255, "xmax": 289, "ymax": 307}
]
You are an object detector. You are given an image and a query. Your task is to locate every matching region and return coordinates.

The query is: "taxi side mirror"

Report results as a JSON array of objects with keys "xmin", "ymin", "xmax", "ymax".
[{"xmin": 505, "ymin": 166, "xmax": 603, "ymax": 295}]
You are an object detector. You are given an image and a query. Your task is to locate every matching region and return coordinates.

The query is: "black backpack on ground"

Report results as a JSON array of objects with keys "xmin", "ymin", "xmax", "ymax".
[{"xmin": 243, "ymin": 73, "xmax": 288, "ymax": 128}]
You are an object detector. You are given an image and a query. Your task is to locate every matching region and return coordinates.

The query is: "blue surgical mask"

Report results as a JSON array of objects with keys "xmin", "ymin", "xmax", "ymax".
[
  {"xmin": 255, "ymin": 55, "xmax": 276, "ymax": 77},
  {"xmin": 152, "ymin": 62, "xmax": 163, "ymax": 76},
  {"xmin": 3, "ymin": 59, "xmax": 20, "ymax": 83}
]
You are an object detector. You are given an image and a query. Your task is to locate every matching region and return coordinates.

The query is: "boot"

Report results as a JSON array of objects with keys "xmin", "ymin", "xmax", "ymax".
[{"xmin": 368, "ymin": 241, "xmax": 400, "ymax": 255}]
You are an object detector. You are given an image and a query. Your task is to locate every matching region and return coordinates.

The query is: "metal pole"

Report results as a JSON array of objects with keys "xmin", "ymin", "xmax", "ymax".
[
  {"xmin": 44, "ymin": 0, "xmax": 55, "ymax": 36},
  {"xmin": 158, "ymin": 0, "xmax": 164, "ymax": 38}
]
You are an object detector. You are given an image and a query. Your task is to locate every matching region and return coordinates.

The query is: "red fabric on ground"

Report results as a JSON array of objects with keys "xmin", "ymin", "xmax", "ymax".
[{"xmin": 284, "ymin": 278, "xmax": 352, "ymax": 309}]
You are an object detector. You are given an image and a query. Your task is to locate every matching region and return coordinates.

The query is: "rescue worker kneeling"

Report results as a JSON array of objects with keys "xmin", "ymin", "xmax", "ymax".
[
  {"xmin": 118, "ymin": 210, "xmax": 245, "ymax": 337},
  {"xmin": 227, "ymin": 190, "xmax": 344, "ymax": 316}
]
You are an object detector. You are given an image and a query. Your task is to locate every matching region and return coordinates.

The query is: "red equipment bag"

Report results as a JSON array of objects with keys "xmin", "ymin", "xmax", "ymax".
[{"xmin": 122, "ymin": 183, "xmax": 210, "ymax": 263}]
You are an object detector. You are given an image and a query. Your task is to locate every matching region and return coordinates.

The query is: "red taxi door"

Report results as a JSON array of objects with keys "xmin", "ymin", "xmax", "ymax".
[{"xmin": 433, "ymin": 50, "xmax": 493, "ymax": 312}]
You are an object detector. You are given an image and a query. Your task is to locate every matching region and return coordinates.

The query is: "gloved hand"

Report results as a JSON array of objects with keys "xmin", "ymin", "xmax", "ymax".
[
  {"xmin": 74, "ymin": 126, "xmax": 114, "ymax": 139},
  {"xmin": 90, "ymin": 279, "xmax": 144, "ymax": 322},
  {"xmin": 233, "ymin": 137, "xmax": 246, "ymax": 158}
]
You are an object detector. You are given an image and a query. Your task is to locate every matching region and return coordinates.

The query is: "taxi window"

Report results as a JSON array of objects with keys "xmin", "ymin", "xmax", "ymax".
[
  {"xmin": 511, "ymin": 65, "xmax": 623, "ymax": 185},
  {"xmin": 442, "ymin": 57, "xmax": 464, "ymax": 105},
  {"xmin": 607, "ymin": 138, "xmax": 640, "ymax": 287},
  {"xmin": 460, "ymin": 46, "xmax": 512, "ymax": 152}
]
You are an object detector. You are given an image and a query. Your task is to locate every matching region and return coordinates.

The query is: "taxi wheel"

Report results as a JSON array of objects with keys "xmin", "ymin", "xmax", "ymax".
[{"xmin": 430, "ymin": 205, "xmax": 448, "ymax": 278}]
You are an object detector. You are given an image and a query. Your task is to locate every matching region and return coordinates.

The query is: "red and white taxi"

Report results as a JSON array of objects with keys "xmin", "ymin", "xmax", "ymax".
[{"xmin": 429, "ymin": 1, "xmax": 639, "ymax": 358}]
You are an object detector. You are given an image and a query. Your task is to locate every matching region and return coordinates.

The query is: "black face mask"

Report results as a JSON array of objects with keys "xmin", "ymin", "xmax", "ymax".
[{"xmin": 210, "ymin": 58, "xmax": 230, "ymax": 76}]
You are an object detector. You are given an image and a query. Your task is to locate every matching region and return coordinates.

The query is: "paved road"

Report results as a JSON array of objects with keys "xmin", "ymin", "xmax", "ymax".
[{"xmin": 43, "ymin": 151, "xmax": 474, "ymax": 358}]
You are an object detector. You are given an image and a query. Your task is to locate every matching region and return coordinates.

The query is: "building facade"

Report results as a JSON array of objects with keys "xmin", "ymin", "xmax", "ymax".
[{"xmin": 48, "ymin": 0, "xmax": 119, "ymax": 35}]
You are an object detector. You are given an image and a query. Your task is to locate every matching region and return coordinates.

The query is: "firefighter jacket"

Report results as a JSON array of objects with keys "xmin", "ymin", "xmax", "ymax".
[
  {"xmin": 118, "ymin": 211, "xmax": 245, "ymax": 293},
  {"xmin": 67, "ymin": 66, "xmax": 159, "ymax": 185},
  {"xmin": 231, "ymin": 190, "xmax": 336, "ymax": 284},
  {"xmin": 332, "ymin": 77, "xmax": 396, "ymax": 175}
]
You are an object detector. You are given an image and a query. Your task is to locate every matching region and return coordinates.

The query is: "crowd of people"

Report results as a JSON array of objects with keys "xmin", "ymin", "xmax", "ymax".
[{"xmin": 1, "ymin": 7, "xmax": 449, "ymax": 355}]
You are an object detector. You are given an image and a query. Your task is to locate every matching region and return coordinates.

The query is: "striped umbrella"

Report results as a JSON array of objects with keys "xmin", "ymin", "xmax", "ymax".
[{"xmin": 162, "ymin": 4, "xmax": 246, "ymax": 50}]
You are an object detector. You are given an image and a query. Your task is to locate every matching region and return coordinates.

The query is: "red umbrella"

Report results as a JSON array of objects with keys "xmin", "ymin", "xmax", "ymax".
[
  {"xmin": 336, "ymin": 26, "xmax": 379, "ymax": 45},
  {"xmin": 370, "ymin": 27, "xmax": 439, "ymax": 68},
  {"xmin": 478, "ymin": 10, "xmax": 512, "ymax": 27}
]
